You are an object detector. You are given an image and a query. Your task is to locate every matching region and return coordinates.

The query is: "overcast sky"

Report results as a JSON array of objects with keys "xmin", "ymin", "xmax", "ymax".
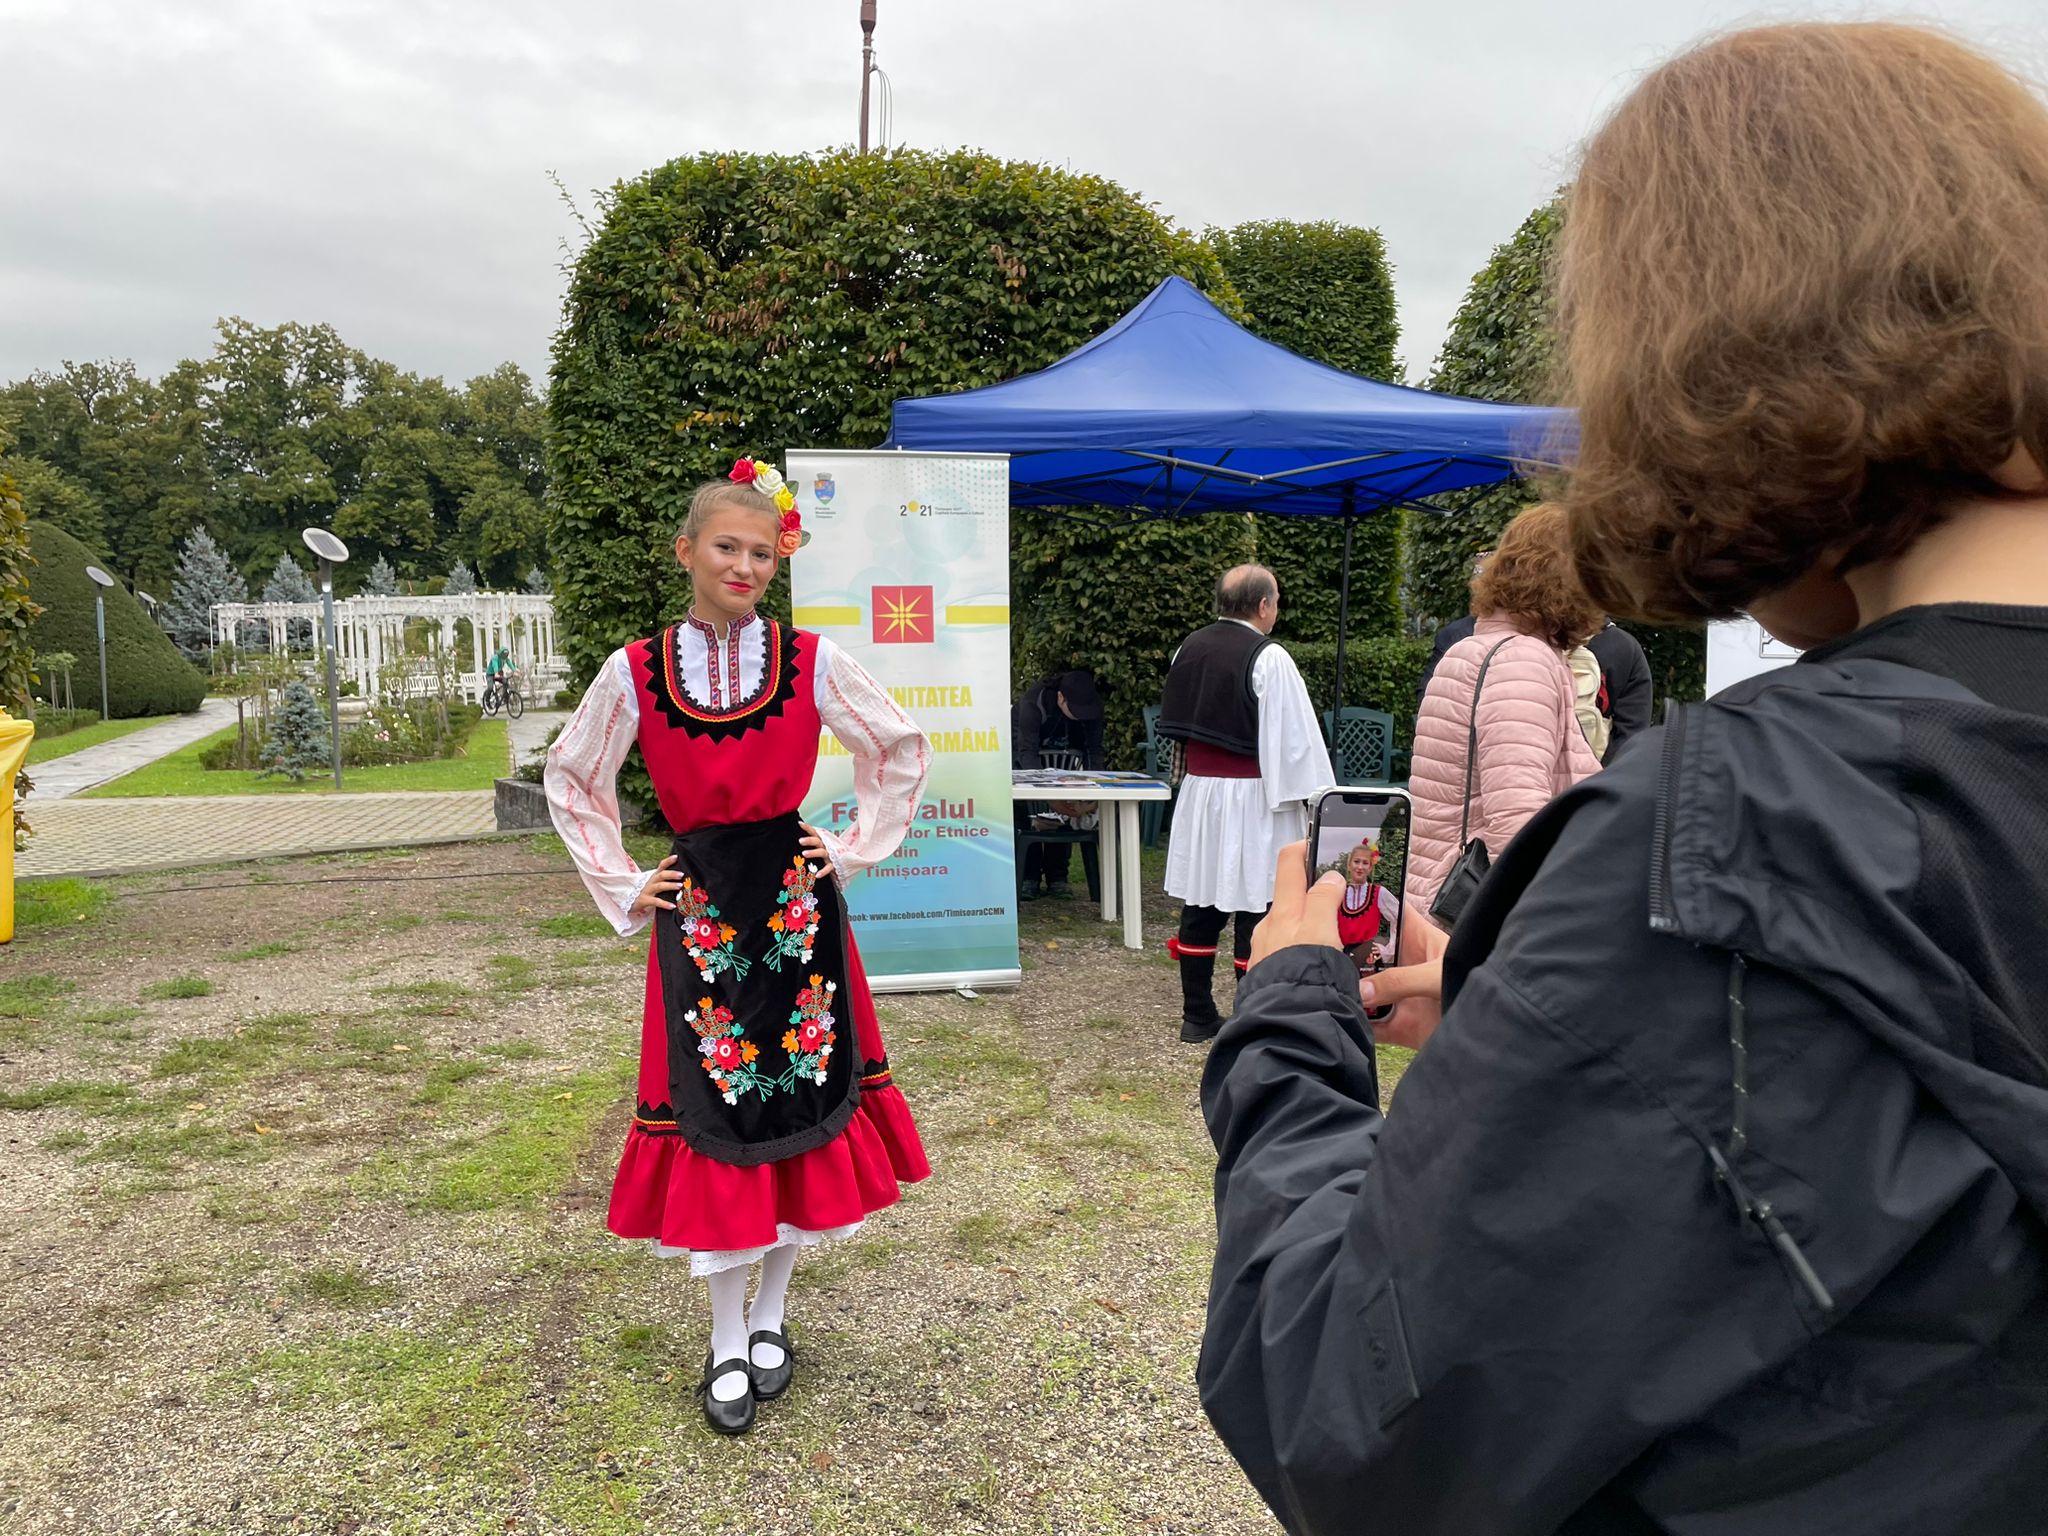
[{"xmin": 4, "ymin": 0, "xmax": 2046, "ymax": 394}]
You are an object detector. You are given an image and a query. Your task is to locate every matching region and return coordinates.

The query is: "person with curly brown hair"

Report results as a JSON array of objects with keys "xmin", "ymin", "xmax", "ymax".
[
  {"xmin": 1200, "ymin": 22, "xmax": 2048, "ymax": 1535},
  {"xmin": 1406, "ymin": 503, "xmax": 1603, "ymax": 924}
]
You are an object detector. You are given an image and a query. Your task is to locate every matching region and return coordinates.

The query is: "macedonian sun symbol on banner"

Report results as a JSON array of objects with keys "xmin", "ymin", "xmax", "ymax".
[{"xmin": 872, "ymin": 585, "xmax": 935, "ymax": 645}]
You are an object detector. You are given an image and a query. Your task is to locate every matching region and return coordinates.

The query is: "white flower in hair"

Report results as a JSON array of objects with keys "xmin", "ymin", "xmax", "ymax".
[{"xmin": 752, "ymin": 465, "xmax": 785, "ymax": 496}]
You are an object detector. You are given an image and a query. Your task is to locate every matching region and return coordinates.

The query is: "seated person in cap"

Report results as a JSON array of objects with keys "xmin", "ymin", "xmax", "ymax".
[{"xmin": 1013, "ymin": 669, "xmax": 1106, "ymax": 900}]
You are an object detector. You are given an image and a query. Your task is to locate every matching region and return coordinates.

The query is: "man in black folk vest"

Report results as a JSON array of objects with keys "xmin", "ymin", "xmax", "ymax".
[{"xmin": 1159, "ymin": 565, "xmax": 1334, "ymax": 1042}]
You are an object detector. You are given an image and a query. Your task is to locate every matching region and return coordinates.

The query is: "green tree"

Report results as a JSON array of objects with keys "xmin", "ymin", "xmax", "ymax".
[
  {"xmin": 363, "ymin": 553, "xmax": 400, "ymax": 596},
  {"xmin": 338, "ymin": 358, "xmax": 457, "ymax": 573},
  {"xmin": 262, "ymin": 551, "xmax": 319, "ymax": 648},
  {"xmin": 3, "ymin": 455, "xmax": 105, "ymax": 551},
  {"xmin": 0, "ymin": 361, "xmax": 191, "ymax": 582},
  {"xmin": 457, "ymin": 364, "xmax": 549, "ymax": 587},
  {"xmin": 1209, "ymin": 219, "xmax": 1405, "ymax": 651},
  {"xmin": 549, "ymin": 147, "xmax": 1237, "ymax": 769},
  {"xmin": 200, "ymin": 318, "xmax": 356, "ymax": 580},
  {"xmin": 257, "ymin": 679, "xmax": 330, "ymax": 780},
  {"xmin": 164, "ymin": 525, "xmax": 248, "ymax": 659},
  {"xmin": 3, "ymin": 335, "xmax": 549, "ymax": 601},
  {"xmin": 1417, "ymin": 196, "xmax": 1704, "ymax": 705}
]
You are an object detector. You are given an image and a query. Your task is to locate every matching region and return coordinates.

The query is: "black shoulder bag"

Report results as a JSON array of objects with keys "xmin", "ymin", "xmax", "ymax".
[{"xmin": 1427, "ymin": 638, "xmax": 1512, "ymax": 931}]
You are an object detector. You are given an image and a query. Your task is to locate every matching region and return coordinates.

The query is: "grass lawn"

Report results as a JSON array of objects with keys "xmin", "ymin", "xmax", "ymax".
[
  {"xmin": 80, "ymin": 719, "xmax": 510, "ymax": 797},
  {"xmin": 0, "ymin": 837, "xmax": 1419, "ymax": 1534},
  {"xmin": 23, "ymin": 713, "xmax": 180, "ymax": 765}
]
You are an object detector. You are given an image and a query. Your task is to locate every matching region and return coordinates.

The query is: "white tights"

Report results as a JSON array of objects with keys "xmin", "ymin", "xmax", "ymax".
[{"xmin": 704, "ymin": 1241, "xmax": 799, "ymax": 1403}]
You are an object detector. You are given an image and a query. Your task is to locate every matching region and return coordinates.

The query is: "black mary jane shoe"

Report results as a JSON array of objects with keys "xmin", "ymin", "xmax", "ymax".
[
  {"xmin": 747, "ymin": 1328, "xmax": 795, "ymax": 1401},
  {"xmin": 699, "ymin": 1352, "xmax": 756, "ymax": 1436}
]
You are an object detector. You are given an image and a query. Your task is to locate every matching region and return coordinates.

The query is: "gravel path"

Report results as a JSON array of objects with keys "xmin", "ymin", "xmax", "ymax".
[{"xmin": 0, "ymin": 837, "xmax": 1397, "ymax": 1535}]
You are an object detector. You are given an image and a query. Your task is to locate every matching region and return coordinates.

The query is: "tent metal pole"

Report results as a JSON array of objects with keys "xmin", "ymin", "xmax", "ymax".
[{"xmin": 1331, "ymin": 490, "xmax": 1355, "ymax": 748}]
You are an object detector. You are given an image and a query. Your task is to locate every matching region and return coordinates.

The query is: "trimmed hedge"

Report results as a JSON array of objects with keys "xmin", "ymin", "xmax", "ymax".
[
  {"xmin": 1, "ymin": 472, "xmax": 34, "ymax": 716},
  {"xmin": 1413, "ymin": 199, "xmax": 1561, "ymax": 635},
  {"xmin": 1012, "ymin": 510, "xmax": 1258, "ymax": 767},
  {"xmin": 24, "ymin": 521, "xmax": 206, "ymax": 717},
  {"xmin": 1418, "ymin": 197, "xmax": 1705, "ymax": 706},
  {"xmin": 2, "ymin": 471, "xmax": 36, "ymax": 845},
  {"xmin": 549, "ymin": 148, "xmax": 1242, "ymax": 814},
  {"xmin": 1212, "ymin": 220, "xmax": 1405, "ymax": 646},
  {"xmin": 1289, "ymin": 636, "xmax": 1432, "ymax": 752},
  {"xmin": 548, "ymin": 147, "xmax": 1236, "ymax": 688}
]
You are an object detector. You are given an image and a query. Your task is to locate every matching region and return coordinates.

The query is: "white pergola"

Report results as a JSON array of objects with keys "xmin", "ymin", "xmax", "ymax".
[{"xmin": 210, "ymin": 591, "xmax": 566, "ymax": 704}]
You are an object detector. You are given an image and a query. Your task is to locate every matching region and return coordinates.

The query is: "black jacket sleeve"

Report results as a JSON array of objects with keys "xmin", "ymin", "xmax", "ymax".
[
  {"xmin": 1012, "ymin": 688, "xmax": 1044, "ymax": 770},
  {"xmin": 1197, "ymin": 785, "xmax": 1831, "ymax": 1534},
  {"xmin": 1075, "ymin": 716, "xmax": 1107, "ymax": 770}
]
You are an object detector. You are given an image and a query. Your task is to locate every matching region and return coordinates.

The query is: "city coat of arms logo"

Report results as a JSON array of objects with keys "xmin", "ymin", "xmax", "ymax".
[{"xmin": 813, "ymin": 472, "xmax": 836, "ymax": 506}]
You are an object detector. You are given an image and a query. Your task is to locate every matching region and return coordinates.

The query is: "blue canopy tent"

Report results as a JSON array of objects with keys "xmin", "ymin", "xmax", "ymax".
[{"xmin": 886, "ymin": 275, "xmax": 1573, "ymax": 724}]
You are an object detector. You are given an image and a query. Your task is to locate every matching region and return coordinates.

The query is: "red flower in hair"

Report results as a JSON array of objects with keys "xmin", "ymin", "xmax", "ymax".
[
  {"xmin": 780, "ymin": 510, "xmax": 801, "ymax": 531},
  {"xmin": 727, "ymin": 458, "xmax": 758, "ymax": 484}
]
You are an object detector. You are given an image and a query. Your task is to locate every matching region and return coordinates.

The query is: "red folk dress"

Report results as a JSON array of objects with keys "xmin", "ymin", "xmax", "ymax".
[{"xmin": 546, "ymin": 612, "xmax": 931, "ymax": 1274}]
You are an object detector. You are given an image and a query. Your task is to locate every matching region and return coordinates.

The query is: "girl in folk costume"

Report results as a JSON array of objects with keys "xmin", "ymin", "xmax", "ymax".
[
  {"xmin": 1332, "ymin": 843, "xmax": 1400, "ymax": 971},
  {"xmin": 544, "ymin": 459, "xmax": 931, "ymax": 1436}
]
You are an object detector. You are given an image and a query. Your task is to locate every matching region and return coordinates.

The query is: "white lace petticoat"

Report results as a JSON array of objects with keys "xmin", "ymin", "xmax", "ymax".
[{"xmin": 650, "ymin": 1219, "xmax": 865, "ymax": 1277}]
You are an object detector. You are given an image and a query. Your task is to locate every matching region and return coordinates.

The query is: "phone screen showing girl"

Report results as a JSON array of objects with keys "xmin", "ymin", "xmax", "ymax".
[{"xmin": 1309, "ymin": 791, "xmax": 1409, "ymax": 985}]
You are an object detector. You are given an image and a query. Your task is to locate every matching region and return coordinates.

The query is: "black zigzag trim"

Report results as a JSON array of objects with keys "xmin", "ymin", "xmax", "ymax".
[{"xmin": 639, "ymin": 621, "xmax": 802, "ymax": 742}]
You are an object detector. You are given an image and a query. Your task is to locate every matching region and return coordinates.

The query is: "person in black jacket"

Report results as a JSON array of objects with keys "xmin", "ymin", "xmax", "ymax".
[{"xmin": 1199, "ymin": 23, "xmax": 2048, "ymax": 1536}]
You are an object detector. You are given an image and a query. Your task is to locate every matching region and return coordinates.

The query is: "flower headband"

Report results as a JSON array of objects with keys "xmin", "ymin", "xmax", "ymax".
[{"xmin": 727, "ymin": 457, "xmax": 806, "ymax": 556}]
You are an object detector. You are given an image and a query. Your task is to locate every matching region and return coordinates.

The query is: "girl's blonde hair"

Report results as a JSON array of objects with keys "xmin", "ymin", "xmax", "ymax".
[{"xmin": 678, "ymin": 478, "xmax": 780, "ymax": 543}]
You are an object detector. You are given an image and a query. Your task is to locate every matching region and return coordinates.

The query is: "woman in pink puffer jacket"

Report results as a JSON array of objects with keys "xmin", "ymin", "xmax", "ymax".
[{"xmin": 1410, "ymin": 504, "xmax": 1605, "ymax": 923}]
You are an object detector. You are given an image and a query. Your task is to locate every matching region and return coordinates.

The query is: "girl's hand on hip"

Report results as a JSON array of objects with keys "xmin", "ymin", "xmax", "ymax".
[
  {"xmin": 798, "ymin": 823, "xmax": 837, "ymax": 880},
  {"xmin": 630, "ymin": 856, "xmax": 684, "ymax": 918}
]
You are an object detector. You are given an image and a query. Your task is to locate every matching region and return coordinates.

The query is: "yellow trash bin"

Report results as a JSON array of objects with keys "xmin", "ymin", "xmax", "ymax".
[{"xmin": 0, "ymin": 708, "xmax": 34, "ymax": 944}]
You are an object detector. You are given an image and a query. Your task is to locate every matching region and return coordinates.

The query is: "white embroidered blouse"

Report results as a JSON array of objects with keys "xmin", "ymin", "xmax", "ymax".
[{"xmin": 545, "ymin": 613, "xmax": 930, "ymax": 936}]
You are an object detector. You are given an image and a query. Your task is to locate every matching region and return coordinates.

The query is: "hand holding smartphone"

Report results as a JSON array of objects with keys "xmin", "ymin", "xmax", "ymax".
[{"xmin": 1305, "ymin": 787, "xmax": 1412, "ymax": 1020}]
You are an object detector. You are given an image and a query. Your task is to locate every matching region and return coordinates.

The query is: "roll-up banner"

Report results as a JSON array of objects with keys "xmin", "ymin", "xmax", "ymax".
[{"xmin": 787, "ymin": 450, "xmax": 1021, "ymax": 992}]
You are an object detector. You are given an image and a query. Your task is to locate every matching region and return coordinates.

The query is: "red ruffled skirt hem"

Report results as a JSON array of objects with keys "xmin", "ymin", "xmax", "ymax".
[{"xmin": 607, "ymin": 1082, "xmax": 929, "ymax": 1253}]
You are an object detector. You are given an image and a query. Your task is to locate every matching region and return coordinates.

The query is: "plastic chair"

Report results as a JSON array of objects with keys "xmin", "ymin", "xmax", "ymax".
[
  {"xmin": 1322, "ymin": 707, "xmax": 1400, "ymax": 786},
  {"xmin": 1140, "ymin": 704, "xmax": 1173, "ymax": 847},
  {"xmin": 1016, "ymin": 748, "xmax": 1101, "ymax": 900}
]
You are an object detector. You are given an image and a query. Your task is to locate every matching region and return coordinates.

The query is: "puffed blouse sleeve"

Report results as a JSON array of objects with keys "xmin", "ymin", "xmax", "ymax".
[
  {"xmin": 544, "ymin": 650, "xmax": 653, "ymax": 937},
  {"xmin": 811, "ymin": 636, "xmax": 931, "ymax": 883}
]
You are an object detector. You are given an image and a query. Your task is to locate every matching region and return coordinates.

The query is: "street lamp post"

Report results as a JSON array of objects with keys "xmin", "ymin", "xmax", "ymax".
[
  {"xmin": 859, "ymin": 0, "xmax": 877, "ymax": 152},
  {"xmin": 83, "ymin": 565, "xmax": 116, "ymax": 721},
  {"xmin": 302, "ymin": 528, "xmax": 351, "ymax": 790}
]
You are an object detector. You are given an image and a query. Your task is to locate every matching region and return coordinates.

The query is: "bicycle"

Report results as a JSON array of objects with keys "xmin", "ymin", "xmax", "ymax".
[{"xmin": 481, "ymin": 673, "xmax": 525, "ymax": 720}]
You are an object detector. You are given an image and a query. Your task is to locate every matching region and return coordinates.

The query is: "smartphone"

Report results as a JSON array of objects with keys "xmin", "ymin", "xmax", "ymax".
[{"xmin": 1306, "ymin": 787, "xmax": 1412, "ymax": 1018}]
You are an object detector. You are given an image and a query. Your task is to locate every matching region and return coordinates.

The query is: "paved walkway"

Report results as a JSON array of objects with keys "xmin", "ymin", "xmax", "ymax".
[
  {"xmin": 14, "ymin": 700, "xmax": 572, "ymax": 880},
  {"xmin": 14, "ymin": 791, "xmax": 501, "ymax": 880},
  {"xmin": 26, "ymin": 698, "xmax": 241, "ymax": 800},
  {"xmin": 504, "ymin": 708, "xmax": 567, "ymax": 773}
]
